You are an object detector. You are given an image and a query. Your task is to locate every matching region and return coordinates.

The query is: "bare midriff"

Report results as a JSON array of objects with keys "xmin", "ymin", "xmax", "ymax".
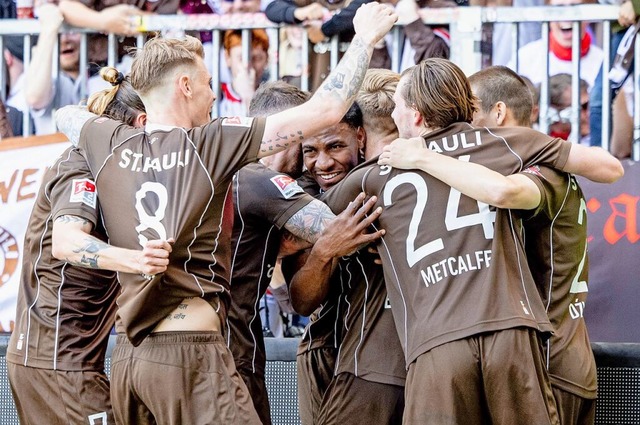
[{"xmin": 152, "ymin": 297, "xmax": 221, "ymax": 333}]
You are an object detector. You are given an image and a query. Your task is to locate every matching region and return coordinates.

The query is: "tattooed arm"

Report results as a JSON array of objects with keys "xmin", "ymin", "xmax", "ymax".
[
  {"xmin": 54, "ymin": 105, "xmax": 99, "ymax": 147},
  {"xmin": 258, "ymin": 2, "xmax": 397, "ymax": 158},
  {"xmin": 51, "ymin": 214, "xmax": 173, "ymax": 275},
  {"xmin": 284, "ymin": 193, "xmax": 385, "ymax": 315}
]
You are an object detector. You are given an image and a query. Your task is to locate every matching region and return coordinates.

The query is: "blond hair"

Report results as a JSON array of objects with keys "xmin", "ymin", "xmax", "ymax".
[
  {"xmin": 401, "ymin": 59, "xmax": 477, "ymax": 129},
  {"xmin": 357, "ymin": 69, "xmax": 399, "ymax": 136},
  {"xmin": 87, "ymin": 67, "xmax": 145, "ymax": 126},
  {"xmin": 129, "ymin": 35, "xmax": 205, "ymax": 96}
]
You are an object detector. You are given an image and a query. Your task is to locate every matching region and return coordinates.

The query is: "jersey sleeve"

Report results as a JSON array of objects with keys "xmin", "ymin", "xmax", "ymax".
[
  {"xmin": 78, "ymin": 116, "xmax": 130, "ymax": 172},
  {"xmin": 49, "ymin": 148, "xmax": 100, "ymax": 226},
  {"xmin": 238, "ymin": 165, "xmax": 315, "ymax": 229},
  {"xmin": 499, "ymin": 127, "xmax": 572, "ymax": 172},
  {"xmin": 193, "ymin": 116, "xmax": 266, "ymax": 183},
  {"xmin": 321, "ymin": 165, "xmax": 372, "ymax": 214},
  {"xmin": 520, "ymin": 165, "xmax": 569, "ymax": 221}
]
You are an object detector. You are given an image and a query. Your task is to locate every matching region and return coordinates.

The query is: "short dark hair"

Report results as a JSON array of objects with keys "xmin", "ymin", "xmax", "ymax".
[
  {"xmin": 468, "ymin": 66, "xmax": 533, "ymax": 127},
  {"xmin": 248, "ymin": 80, "xmax": 309, "ymax": 117},
  {"xmin": 341, "ymin": 102, "xmax": 363, "ymax": 130}
]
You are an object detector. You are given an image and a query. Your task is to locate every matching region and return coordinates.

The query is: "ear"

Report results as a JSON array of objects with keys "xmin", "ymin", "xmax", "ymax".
[
  {"xmin": 178, "ymin": 74, "xmax": 193, "ymax": 98},
  {"xmin": 134, "ymin": 112, "xmax": 147, "ymax": 128},
  {"xmin": 493, "ymin": 101, "xmax": 507, "ymax": 126},
  {"xmin": 356, "ymin": 126, "xmax": 366, "ymax": 150},
  {"xmin": 413, "ymin": 109, "xmax": 424, "ymax": 128}
]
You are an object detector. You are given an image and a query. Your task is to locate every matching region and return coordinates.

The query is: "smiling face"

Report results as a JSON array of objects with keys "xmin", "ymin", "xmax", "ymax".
[
  {"xmin": 549, "ymin": 0, "xmax": 587, "ymax": 48},
  {"xmin": 59, "ymin": 32, "xmax": 80, "ymax": 75},
  {"xmin": 302, "ymin": 123, "xmax": 363, "ymax": 191}
]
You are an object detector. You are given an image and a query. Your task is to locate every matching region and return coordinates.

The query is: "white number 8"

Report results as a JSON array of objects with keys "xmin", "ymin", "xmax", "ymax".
[{"xmin": 134, "ymin": 182, "xmax": 168, "ymax": 248}]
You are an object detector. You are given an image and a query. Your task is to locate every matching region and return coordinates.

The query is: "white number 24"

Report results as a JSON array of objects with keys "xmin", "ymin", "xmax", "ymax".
[{"xmin": 383, "ymin": 166, "xmax": 496, "ymax": 268}]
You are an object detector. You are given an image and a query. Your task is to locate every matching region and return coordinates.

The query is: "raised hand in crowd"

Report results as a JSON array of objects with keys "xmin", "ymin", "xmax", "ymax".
[
  {"xmin": 58, "ymin": 1, "xmax": 142, "ymax": 37},
  {"xmin": 293, "ymin": 2, "xmax": 326, "ymax": 22}
]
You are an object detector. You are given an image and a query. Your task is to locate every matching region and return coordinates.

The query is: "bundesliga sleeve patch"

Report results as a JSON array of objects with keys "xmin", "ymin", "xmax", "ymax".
[
  {"xmin": 523, "ymin": 165, "xmax": 546, "ymax": 180},
  {"xmin": 270, "ymin": 175, "xmax": 305, "ymax": 199},
  {"xmin": 221, "ymin": 117, "xmax": 253, "ymax": 127},
  {"xmin": 69, "ymin": 178, "xmax": 97, "ymax": 209}
]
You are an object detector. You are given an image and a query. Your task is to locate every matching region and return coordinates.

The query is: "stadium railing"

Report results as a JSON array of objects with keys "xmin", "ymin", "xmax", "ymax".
[
  {"xmin": 1, "ymin": 333, "xmax": 639, "ymax": 425},
  {"xmin": 3, "ymin": 4, "xmax": 640, "ymax": 158}
]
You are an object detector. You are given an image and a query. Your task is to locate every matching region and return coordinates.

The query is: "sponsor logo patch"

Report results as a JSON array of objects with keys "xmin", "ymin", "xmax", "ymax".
[
  {"xmin": 270, "ymin": 175, "xmax": 304, "ymax": 199},
  {"xmin": 221, "ymin": 117, "xmax": 253, "ymax": 127},
  {"xmin": 70, "ymin": 178, "xmax": 97, "ymax": 209},
  {"xmin": 94, "ymin": 117, "xmax": 109, "ymax": 124},
  {"xmin": 523, "ymin": 165, "xmax": 546, "ymax": 180}
]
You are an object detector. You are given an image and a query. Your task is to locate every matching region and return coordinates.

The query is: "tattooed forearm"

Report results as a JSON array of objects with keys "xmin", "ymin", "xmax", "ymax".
[
  {"xmin": 260, "ymin": 131, "xmax": 305, "ymax": 155},
  {"xmin": 318, "ymin": 37, "xmax": 371, "ymax": 103},
  {"xmin": 72, "ymin": 237, "xmax": 110, "ymax": 255},
  {"xmin": 54, "ymin": 105, "xmax": 98, "ymax": 147},
  {"xmin": 284, "ymin": 199, "xmax": 336, "ymax": 244}
]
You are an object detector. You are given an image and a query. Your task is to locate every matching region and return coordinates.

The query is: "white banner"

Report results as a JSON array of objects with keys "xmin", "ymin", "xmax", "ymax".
[{"xmin": 0, "ymin": 140, "xmax": 70, "ymax": 332}]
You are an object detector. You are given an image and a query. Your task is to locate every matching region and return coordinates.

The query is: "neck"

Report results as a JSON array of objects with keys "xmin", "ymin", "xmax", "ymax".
[
  {"xmin": 143, "ymin": 91, "xmax": 195, "ymax": 128},
  {"xmin": 365, "ymin": 132, "xmax": 398, "ymax": 160}
]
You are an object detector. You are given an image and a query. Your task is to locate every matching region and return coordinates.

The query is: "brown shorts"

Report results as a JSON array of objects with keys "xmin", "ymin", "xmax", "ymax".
[
  {"xmin": 235, "ymin": 361, "xmax": 271, "ymax": 425},
  {"xmin": 404, "ymin": 328, "xmax": 559, "ymax": 425},
  {"xmin": 552, "ymin": 386, "xmax": 595, "ymax": 425},
  {"xmin": 8, "ymin": 362, "xmax": 112, "ymax": 425},
  {"xmin": 297, "ymin": 347, "xmax": 337, "ymax": 425},
  {"xmin": 317, "ymin": 372, "xmax": 404, "ymax": 425},
  {"xmin": 110, "ymin": 331, "xmax": 261, "ymax": 425}
]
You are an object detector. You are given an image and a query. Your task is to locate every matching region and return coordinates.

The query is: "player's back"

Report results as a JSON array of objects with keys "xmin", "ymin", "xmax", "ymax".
[{"xmin": 331, "ymin": 123, "xmax": 572, "ymax": 365}]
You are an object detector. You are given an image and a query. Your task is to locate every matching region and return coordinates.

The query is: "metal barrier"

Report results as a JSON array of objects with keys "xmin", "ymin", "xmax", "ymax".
[
  {"xmin": 2, "ymin": 5, "xmax": 639, "ymax": 159},
  {"xmin": 0, "ymin": 334, "xmax": 639, "ymax": 424}
]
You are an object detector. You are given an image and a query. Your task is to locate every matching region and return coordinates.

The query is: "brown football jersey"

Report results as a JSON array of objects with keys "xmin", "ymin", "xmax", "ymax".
[
  {"xmin": 330, "ymin": 251, "xmax": 406, "ymax": 386},
  {"xmin": 77, "ymin": 116, "xmax": 265, "ymax": 346},
  {"xmin": 522, "ymin": 166, "xmax": 597, "ymax": 399},
  {"xmin": 323, "ymin": 123, "xmax": 572, "ymax": 366},
  {"xmin": 7, "ymin": 147, "xmax": 118, "ymax": 371}
]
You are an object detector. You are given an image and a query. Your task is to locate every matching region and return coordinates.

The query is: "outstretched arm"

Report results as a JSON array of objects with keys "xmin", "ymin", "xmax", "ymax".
[
  {"xmin": 287, "ymin": 193, "xmax": 384, "ymax": 315},
  {"xmin": 259, "ymin": 2, "xmax": 397, "ymax": 158},
  {"xmin": 378, "ymin": 137, "xmax": 541, "ymax": 209},
  {"xmin": 563, "ymin": 144, "xmax": 625, "ymax": 184},
  {"xmin": 52, "ymin": 214, "xmax": 173, "ymax": 275}
]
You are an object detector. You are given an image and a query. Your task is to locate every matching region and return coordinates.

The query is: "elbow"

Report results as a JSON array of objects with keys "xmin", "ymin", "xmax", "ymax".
[
  {"xmin": 605, "ymin": 160, "xmax": 625, "ymax": 184},
  {"xmin": 290, "ymin": 289, "xmax": 318, "ymax": 316}
]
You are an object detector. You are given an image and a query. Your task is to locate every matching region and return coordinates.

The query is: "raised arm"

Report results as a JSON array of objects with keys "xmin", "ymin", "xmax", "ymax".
[
  {"xmin": 258, "ymin": 2, "xmax": 397, "ymax": 158},
  {"xmin": 52, "ymin": 214, "xmax": 173, "ymax": 275},
  {"xmin": 378, "ymin": 137, "xmax": 541, "ymax": 210},
  {"xmin": 58, "ymin": 0, "xmax": 141, "ymax": 36},
  {"xmin": 563, "ymin": 144, "xmax": 625, "ymax": 184},
  {"xmin": 55, "ymin": 105, "xmax": 98, "ymax": 146},
  {"xmin": 25, "ymin": 4, "xmax": 63, "ymax": 110},
  {"xmin": 287, "ymin": 193, "xmax": 384, "ymax": 315}
]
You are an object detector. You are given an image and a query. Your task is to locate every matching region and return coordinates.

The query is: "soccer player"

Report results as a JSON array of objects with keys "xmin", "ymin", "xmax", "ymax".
[
  {"xmin": 53, "ymin": 4, "xmax": 398, "ymax": 423},
  {"xmin": 227, "ymin": 81, "xmax": 381, "ymax": 424},
  {"xmin": 6, "ymin": 67, "xmax": 172, "ymax": 425},
  {"xmin": 382, "ymin": 65, "xmax": 598, "ymax": 425},
  {"xmin": 322, "ymin": 58, "xmax": 621, "ymax": 425}
]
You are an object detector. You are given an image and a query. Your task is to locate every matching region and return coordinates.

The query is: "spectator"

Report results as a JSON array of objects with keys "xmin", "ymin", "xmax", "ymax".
[
  {"xmin": 4, "ymin": 35, "xmax": 37, "ymax": 136},
  {"xmin": 220, "ymin": 29, "xmax": 270, "ymax": 116},
  {"xmin": 265, "ymin": 0, "xmax": 391, "ymax": 89},
  {"xmin": 58, "ymin": 0, "xmax": 179, "ymax": 67},
  {"xmin": 508, "ymin": 0, "xmax": 603, "ymax": 89},
  {"xmin": 23, "ymin": 4, "xmax": 82, "ymax": 135},
  {"xmin": 547, "ymin": 73, "xmax": 591, "ymax": 145},
  {"xmin": 0, "ymin": 99, "xmax": 13, "ymax": 139},
  {"xmin": 395, "ymin": 0, "xmax": 453, "ymax": 71},
  {"xmin": 590, "ymin": 0, "xmax": 640, "ymax": 147}
]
